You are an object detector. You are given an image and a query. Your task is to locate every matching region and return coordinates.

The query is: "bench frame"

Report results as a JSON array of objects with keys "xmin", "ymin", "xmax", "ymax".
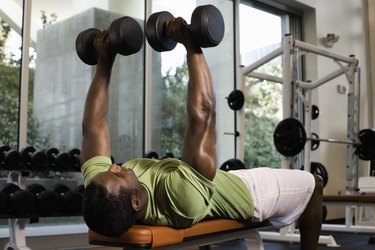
[{"xmin": 88, "ymin": 219, "xmax": 273, "ymax": 250}]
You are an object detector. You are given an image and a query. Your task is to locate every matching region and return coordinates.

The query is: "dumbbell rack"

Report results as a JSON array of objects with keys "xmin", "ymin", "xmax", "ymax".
[
  {"xmin": 1, "ymin": 146, "xmax": 84, "ymax": 250},
  {"xmin": 5, "ymin": 171, "xmax": 30, "ymax": 250},
  {"xmin": 239, "ymin": 34, "xmax": 362, "ymax": 245}
]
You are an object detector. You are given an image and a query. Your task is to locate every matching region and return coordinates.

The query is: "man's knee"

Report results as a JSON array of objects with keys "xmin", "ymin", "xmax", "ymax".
[{"xmin": 313, "ymin": 175, "xmax": 324, "ymax": 196}]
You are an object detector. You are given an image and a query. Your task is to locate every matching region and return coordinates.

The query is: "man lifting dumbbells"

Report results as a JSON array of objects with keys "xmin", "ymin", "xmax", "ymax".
[{"xmin": 80, "ymin": 5, "xmax": 323, "ymax": 250}]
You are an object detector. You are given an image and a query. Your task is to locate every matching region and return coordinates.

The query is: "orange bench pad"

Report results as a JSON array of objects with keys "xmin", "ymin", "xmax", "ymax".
[{"xmin": 89, "ymin": 219, "xmax": 269, "ymax": 248}]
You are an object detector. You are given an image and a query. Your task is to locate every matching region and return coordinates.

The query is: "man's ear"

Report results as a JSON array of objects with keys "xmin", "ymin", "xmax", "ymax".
[{"xmin": 131, "ymin": 194, "xmax": 141, "ymax": 212}]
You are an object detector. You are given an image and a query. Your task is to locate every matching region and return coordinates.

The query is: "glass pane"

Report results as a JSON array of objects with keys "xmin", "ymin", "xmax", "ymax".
[
  {"xmin": 240, "ymin": 3, "xmax": 282, "ymax": 168},
  {"xmin": 0, "ymin": 1, "xmax": 22, "ymax": 150},
  {"xmin": 30, "ymin": 0, "xmax": 145, "ymax": 165},
  {"xmin": 149, "ymin": 0, "xmax": 235, "ymax": 165}
]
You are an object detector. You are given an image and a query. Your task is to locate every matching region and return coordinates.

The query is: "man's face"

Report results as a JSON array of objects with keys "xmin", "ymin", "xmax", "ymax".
[{"xmin": 94, "ymin": 164, "xmax": 140, "ymax": 195}]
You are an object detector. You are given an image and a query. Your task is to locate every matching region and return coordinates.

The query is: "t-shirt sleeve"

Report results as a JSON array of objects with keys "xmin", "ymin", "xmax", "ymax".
[
  {"xmin": 81, "ymin": 156, "xmax": 112, "ymax": 186},
  {"xmin": 160, "ymin": 163, "xmax": 216, "ymax": 227}
]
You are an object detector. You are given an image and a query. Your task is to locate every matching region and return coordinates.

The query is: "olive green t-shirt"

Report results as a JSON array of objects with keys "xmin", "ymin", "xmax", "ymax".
[{"xmin": 81, "ymin": 156, "xmax": 254, "ymax": 228}]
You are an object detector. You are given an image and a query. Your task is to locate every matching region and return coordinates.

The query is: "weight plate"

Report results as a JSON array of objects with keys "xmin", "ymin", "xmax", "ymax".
[
  {"xmin": 311, "ymin": 162, "xmax": 328, "ymax": 187},
  {"xmin": 27, "ymin": 183, "xmax": 46, "ymax": 195},
  {"xmin": 357, "ymin": 129, "xmax": 375, "ymax": 160},
  {"xmin": 146, "ymin": 11, "xmax": 177, "ymax": 52},
  {"xmin": 311, "ymin": 133, "xmax": 320, "ymax": 151},
  {"xmin": 144, "ymin": 151, "xmax": 159, "ymax": 159},
  {"xmin": 3, "ymin": 150, "xmax": 22, "ymax": 170},
  {"xmin": 109, "ymin": 16, "xmax": 144, "ymax": 56},
  {"xmin": 20, "ymin": 146, "xmax": 35, "ymax": 159},
  {"xmin": 191, "ymin": 4, "xmax": 225, "ymax": 48},
  {"xmin": 75, "ymin": 28, "xmax": 100, "ymax": 65},
  {"xmin": 10, "ymin": 190, "xmax": 34, "ymax": 217},
  {"xmin": 312, "ymin": 105, "xmax": 320, "ymax": 120},
  {"xmin": 227, "ymin": 90, "xmax": 244, "ymax": 111},
  {"xmin": 30, "ymin": 151, "xmax": 48, "ymax": 170},
  {"xmin": 273, "ymin": 118, "xmax": 306, "ymax": 157},
  {"xmin": 220, "ymin": 159, "xmax": 245, "ymax": 171}
]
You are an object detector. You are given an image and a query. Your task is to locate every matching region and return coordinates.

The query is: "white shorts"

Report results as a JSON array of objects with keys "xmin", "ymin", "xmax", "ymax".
[{"xmin": 229, "ymin": 167, "xmax": 315, "ymax": 227}]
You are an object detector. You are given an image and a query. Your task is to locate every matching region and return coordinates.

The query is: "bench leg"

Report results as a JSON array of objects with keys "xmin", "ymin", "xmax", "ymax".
[{"xmin": 245, "ymin": 230, "xmax": 264, "ymax": 250}]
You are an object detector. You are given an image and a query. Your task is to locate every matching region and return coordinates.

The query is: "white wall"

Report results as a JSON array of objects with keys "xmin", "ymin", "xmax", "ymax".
[{"xmin": 297, "ymin": 0, "xmax": 371, "ymax": 219}]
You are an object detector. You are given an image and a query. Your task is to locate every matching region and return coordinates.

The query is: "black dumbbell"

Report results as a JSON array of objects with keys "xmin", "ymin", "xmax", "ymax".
[
  {"xmin": 146, "ymin": 4, "xmax": 225, "ymax": 52},
  {"xmin": 2, "ymin": 183, "xmax": 34, "ymax": 217},
  {"xmin": 68, "ymin": 148, "xmax": 81, "ymax": 171},
  {"xmin": 53, "ymin": 183, "xmax": 83, "ymax": 216},
  {"xmin": 21, "ymin": 146, "xmax": 48, "ymax": 170},
  {"xmin": 0, "ymin": 190, "xmax": 8, "ymax": 216},
  {"xmin": 45, "ymin": 148, "xmax": 74, "ymax": 171},
  {"xmin": 144, "ymin": 151, "xmax": 159, "ymax": 159},
  {"xmin": 0, "ymin": 146, "xmax": 22, "ymax": 170},
  {"xmin": 75, "ymin": 16, "xmax": 144, "ymax": 65},
  {"xmin": 27, "ymin": 183, "xmax": 60, "ymax": 216},
  {"xmin": 220, "ymin": 159, "xmax": 245, "ymax": 172},
  {"xmin": 160, "ymin": 152, "xmax": 175, "ymax": 159}
]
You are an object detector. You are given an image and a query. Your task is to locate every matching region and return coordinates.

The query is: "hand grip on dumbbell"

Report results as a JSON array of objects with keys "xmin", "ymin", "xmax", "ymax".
[
  {"xmin": 0, "ymin": 145, "xmax": 22, "ymax": 170},
  {"xmin": 21, "ymin": 146, "xmax": 48, "ymax": 170},
  {"xmin": 146, "ymin": 4, "xmax": 225, "ymax": 52},
  {"xmin": 75, "ymin": 16, "xmax": 144, "ymax": 65}
]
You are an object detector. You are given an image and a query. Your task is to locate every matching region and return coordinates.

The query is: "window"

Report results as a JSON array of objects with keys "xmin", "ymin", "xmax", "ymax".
[
  {"xmin": 148, "ymin": 0, "xmax": 235, "ymax": 165},
  {"xmin": 239, "ymin": 0, "xmax": 302, "ymax": 168}
]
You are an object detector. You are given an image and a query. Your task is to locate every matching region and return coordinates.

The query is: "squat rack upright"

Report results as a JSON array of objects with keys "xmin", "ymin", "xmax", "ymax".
[{"xmin": 239, "ymin": 34, "xmax": 364, "ymax": 246}]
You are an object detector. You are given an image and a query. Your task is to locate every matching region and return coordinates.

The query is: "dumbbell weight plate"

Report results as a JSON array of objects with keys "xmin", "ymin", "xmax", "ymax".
[
  {"xmin": 191, "ymin": 5, "xmax": 225, "ymax": 48},
  {"xmin": 2, "ymin": 183, "xmax": 34, "ymax": 217},
  {"xmin": 109, "ymin": 16, "xmax": 144, "ymax": 56},
  {"xmin": 75, "ymin": 28, "xmax": 100, "ymax": 65},
  {"xmin": 69, "ymin": 148, "xmax": 81, "ymax": 170},
  {"xmin": 0, "ymin": 146, "xmax": 22, "ymax": 170},
  {"xmin": 144, "ymin": 151, "xmax": 159, "ymax": 159},
  {"xmin": 21, "ymin": 146, "xmax": 48, "ymax": 170},
  {"xmin": 53, "ymin": 183, "xmax": 70, "ymax": 195},
  {"xmin": 62, "ymin": 190, "xmax": 83, "ymax": 215},
  {"xmin": 0, "ymin": 191, "xmax": 7, "ymax": 215},
  {"xmin": 220, "ymin": 159, "xmax": 245, "ymax": 172},
  {"xmin": 146, "ymin": 11, "xmax": 177, "ymax": 52},
  {"xmin": 55, "ymin": 152, "xmax": 73, "ymax": 171},
  {"xmin": 27, "ymin": 183, "xmax": 59, "ymax": 216}
]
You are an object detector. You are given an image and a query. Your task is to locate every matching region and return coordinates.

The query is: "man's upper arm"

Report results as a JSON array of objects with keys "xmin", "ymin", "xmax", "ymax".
[{"xmin": 80, "ymin": 122, "xmax": 111, "ymax": 165}]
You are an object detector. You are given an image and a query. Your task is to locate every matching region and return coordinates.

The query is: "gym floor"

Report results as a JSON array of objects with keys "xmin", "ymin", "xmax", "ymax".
[
  {"xmin": 207, "ymin": 229, "xmax": 375, "ymax": 249},
  {"xmin": 263, "ymin": 231, "xmax": 375, "ymax": 250}
]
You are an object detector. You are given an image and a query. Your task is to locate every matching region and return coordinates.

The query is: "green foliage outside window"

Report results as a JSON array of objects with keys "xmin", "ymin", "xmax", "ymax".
[
  {"xmin": 160, "ymin": 61, "xmax": 188, "ymax": 158},
  {"xmin": 243, "ymin": 59, "xmax": 283, "ymax": 168},
  {"xmin": 159, "ymin": 58, "xmax": 283, "ymax": 167},
  {"xmin": 0, "ymin": 18, "xmax": 48, "ymax": 150}
]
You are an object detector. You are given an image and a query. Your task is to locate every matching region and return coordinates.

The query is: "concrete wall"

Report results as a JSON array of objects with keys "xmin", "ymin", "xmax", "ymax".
[{"xmin": 33, "ymin": 8, "xmax": 160, "ymax": 163}]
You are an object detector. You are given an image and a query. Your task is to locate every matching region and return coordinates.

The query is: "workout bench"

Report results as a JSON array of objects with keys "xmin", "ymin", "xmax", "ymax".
[
  {"xmin": 322, "ymin": 194, "xmax": 375, "ymax": 234},
  {"xmin": 88, "ymin": 219, "xmax": 272, "ymax": 249}
]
